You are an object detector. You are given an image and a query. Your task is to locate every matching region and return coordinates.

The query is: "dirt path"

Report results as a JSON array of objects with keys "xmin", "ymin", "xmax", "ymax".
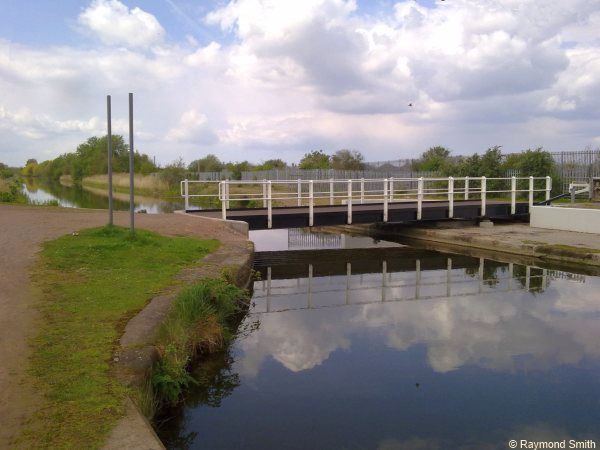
[{"xmin": 0, "ymin": 204, "xmax": 245, "ymax": 448}]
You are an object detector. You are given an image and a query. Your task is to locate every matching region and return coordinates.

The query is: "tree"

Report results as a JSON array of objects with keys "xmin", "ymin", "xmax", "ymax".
[
  {"xmin": 504, "ymin": 147, "xmax": 555, "ymax": 177},
  {"xmin": 299, "ymin": 150, "xmax": 330, "ymax": 170},
  {"xmin": 259, "ymin": 159, "xmax": 287, "ymax": 170},
  {"xmin": 21, "ymin": 159, "xmax": 39, "ymax": 177},
  {"xmin": 479, "ymin": 146, "xmax": 504, "ymax": 178},
  {"xmin": 225, "ymin": 161, "xmax": 254, "ymax": 180},
  {"xmin": 0, "ymin": 162, "xmax": 14, "ymax": 179},
  {"xmin": 33, "ymin": 135, "xmax": 158, "ymax": 182},
  {"xmin": 331, "ymin": 149, "xmax": 365, "ymax": 170},
  {"xmin": 188, "ymin": 154, "xmax": 224, "ymax": 173},
  {"xmin": 412, "ymin": 146, "xmax": 451, "ymax": 172},
  {"xmin": 159, "ymin": 158, "xmax": 187, "ymax": 187}
]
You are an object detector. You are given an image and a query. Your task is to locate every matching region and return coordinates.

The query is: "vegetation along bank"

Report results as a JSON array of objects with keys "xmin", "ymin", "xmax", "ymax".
[{"xmin": 19, "ymin": 220, "xmax": 253, "ymax": 449}]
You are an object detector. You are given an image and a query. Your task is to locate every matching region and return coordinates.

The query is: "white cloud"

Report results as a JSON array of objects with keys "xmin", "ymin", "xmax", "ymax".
[
  {"xmin": 166, "ymin": 110, "xmax": 218, "ymax": 145},
  {"xmin": 2, "ymin": 0, "xmax": 600, "ymax": 166},
  {"xmin": 0, "ymin": 105, "xmax": 101, "ymax": 139},
  {"xmin": 78, "ymin": 0, "xmax": 165, "ymax": 48}
]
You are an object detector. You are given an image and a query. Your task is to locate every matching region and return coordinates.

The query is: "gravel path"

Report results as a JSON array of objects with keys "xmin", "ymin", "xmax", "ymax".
[{"xmin": 0, "ymin": 204, "xmax": 245, "ymax": 448}]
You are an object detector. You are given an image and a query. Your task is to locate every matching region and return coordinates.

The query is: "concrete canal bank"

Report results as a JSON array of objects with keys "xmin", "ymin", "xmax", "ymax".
[
  {"xmin": 323, "ymin": 222, "xmax": 600, "ymax": 270},
  {"xmin": 105, "ymin": 216, "xmax": 254, "ymax": 450}
]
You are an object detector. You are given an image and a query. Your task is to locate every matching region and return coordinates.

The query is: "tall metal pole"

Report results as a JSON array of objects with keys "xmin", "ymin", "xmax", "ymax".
[
  {"xmin": 107, "ymin": 95, "xmax": 113, "ymax": 226},
  {"xmin": 128, "ymin": 93, "xmax": 135, "ymax": 234}
]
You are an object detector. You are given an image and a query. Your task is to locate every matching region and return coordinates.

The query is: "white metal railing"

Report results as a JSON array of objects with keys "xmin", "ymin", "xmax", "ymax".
[{"xmin": 181, "ymin": 176, "xmax": 552, "ymax": 228}]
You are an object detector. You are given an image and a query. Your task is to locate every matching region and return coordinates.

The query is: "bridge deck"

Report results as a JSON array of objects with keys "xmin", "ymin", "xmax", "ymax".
[{"xmin": 189, "ymin": 200, "xmax": 528, "ymax": 230}]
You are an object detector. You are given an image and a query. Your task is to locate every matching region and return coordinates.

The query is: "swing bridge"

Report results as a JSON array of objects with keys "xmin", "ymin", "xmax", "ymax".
[{"xmin": 181, "ymin": 176, "xmax": 552, "ymax": 230}]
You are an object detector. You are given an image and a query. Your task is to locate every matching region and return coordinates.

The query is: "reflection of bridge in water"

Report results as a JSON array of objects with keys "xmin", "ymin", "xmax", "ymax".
[{"xmin": 252, "ymin": 249, "xmax": 584, "ymax": 314}]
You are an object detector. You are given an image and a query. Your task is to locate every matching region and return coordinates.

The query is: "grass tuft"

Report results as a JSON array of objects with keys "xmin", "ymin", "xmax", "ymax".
[{"xmin": 152, "ymin": 278, "xmax": 248, "ymax": 406}]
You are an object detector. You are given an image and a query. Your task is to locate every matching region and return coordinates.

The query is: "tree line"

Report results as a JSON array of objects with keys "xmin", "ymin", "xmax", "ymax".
[
  {"xmin": 411, "ymin": 145, "xmax": 557, "ymax": 179},
  {"xmin": 21, "ymin": 135, "xmax": 157, "ymax": 182},
  {"xmin": 15, "ymin": 134, "xmax": 558, "ymax": 191}
]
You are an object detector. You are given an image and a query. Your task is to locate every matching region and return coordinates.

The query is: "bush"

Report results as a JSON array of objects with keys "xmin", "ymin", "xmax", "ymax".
[{"xmin": 159, "ymin": 158, "xmax": 187, "ymax": 189}]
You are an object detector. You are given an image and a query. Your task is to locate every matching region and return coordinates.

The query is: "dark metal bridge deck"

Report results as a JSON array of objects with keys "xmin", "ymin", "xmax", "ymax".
[{"xmin": 188, "ymin": 200, "xmax": 529, "ymax": 230}]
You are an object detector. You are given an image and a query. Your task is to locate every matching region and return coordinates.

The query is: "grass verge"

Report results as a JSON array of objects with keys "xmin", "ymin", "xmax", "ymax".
[{"xmin": 22, "ymin": 226, "xmax": 218, "ymax": 449}]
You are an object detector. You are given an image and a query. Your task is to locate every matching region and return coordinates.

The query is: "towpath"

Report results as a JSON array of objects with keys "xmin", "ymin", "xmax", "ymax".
[{"xmin": 0, "ymin": 204, "xmax": 245, "ymax": 448}]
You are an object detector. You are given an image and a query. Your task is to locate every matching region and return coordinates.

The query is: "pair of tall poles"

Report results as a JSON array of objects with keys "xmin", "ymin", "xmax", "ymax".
[{"xmin": 106, "ymin": 93, "xmax": 135, "ymax": 234}]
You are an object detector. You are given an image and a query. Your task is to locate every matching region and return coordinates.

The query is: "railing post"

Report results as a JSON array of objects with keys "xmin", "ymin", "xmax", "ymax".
[
  {"xmin": 262, "ymin": 179, "xmax": 267, "ymax": 208},
  {"xmin": 297, "ymin": 178, "xmax": 301, "ymax": 207},
  {"xmin": 448, "ymin": 176, "xmax": 454, "ymax": 219},
  {"xmin": 329, "ymin": 178, "xmax": 334, "ymax": 206},
  {"xmin": 389, "ymin": 178, "xmax": 394, "ymax": 202},
  {"xmin": 481, "ymin": 176, "xmax": 487, "ymax": 216},
  {"xmin": 267, "ymin": 181, "xmax": 272, "ymax": 229},
  {"xmin": 383, "ymin": 178, "xmax": 389, "ymax": 222},
  {"xmin": 225, "ymin": 178, "xmax": 230, "ymax": 209},
  {"xmin": 417, "ymin": 177, "xmax": 423, "ymax": 220},
  {"xmin": 360, "ymin": 178, "xmax": 365, "ymax": 204},
  {"xmin": 545, "ymin": 176, "xmax": 551, "ymax": 200},
  {"xmin": 464, "ymin": 176, "xmax": 469, "ymax": 200},
  {"xmin": 347, "ymin": 179, "xmax": 353, "ymax": 224},
  {"xmin": 184, "ymin": 178, "xmax": 189, "ymax": 210},
  {"xmin": 529, "ymin": 176, "xmax": 534, "ymax": 208},
  {"xmin": 309, "ymin": 180, "xmax": 314, "ymax": 227},
  {"xmin": 511, "ymin": 176, "xmax": 516, "ymax": 215},
  {"xmin": 221, "ymin": 180, "xmax": 227, "ymax": 220}
]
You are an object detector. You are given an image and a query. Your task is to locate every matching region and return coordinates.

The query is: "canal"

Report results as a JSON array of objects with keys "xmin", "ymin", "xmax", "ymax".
[
  {"xmin": 20, "ymin": 178, "xmax": 183, "ymax": 213},
  {"xmin": 157, "ymin": 228, "xmax": 600, "ymax": 449}
]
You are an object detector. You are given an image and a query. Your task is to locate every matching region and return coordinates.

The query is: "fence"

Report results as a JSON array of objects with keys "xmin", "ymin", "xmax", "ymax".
[
  {"xmin": 506, "ymin": 150, "xmax": 600, "ymax": 192},
  {"xmin": 188, "ymin": 150, "xmax": 600, "ymax": 194}
]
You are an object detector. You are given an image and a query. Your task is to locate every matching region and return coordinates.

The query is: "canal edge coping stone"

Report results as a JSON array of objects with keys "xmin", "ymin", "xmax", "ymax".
[{"xmin": 103, "ymin": 220, "xmax": 254, "ymax": 450}]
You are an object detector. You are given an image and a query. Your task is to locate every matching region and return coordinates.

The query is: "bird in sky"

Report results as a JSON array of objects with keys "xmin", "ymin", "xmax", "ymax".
[{"xmin": 408, "ymin": 103, "xmax": 413, "ymax": 107}]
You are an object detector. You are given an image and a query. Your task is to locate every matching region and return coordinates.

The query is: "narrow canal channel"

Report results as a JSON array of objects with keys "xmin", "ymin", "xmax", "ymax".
[
  {"xmin": 157, "ymin": 228, "xmax": 600, "ymax": 449},
  {"xmin": 20, "ymin": 178, "xmax": 183, "ymax": 213}
]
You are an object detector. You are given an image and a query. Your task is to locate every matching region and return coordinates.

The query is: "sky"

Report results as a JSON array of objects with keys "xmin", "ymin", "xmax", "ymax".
[{"xmin": 1, "ymin": 0, "xmax": 599, "ymax": 167}]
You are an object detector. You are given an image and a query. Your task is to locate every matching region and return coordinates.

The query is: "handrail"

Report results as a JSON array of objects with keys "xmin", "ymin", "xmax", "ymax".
[{"xmin": 180, "ymin": 175, "xmax": 553, "ymax": 228}]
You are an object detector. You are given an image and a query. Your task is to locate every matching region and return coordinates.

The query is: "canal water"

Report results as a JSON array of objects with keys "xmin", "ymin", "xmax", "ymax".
[
  {"xmin": 20, "ymin": 178, "xmax": 183, "ymax": 213},
  {"xmin": 157, "ymin": 228, "xmax": 600, "ymax": 449}
]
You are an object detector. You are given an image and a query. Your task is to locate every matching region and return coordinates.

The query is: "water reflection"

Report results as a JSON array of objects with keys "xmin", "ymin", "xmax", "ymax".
[
  {"xmin": 159, "ymin": 245, "xmax": 600, "ymax": 449},
  {"xmin": 20, "ymin": 178, "xmax": 183, "ymax": 213}
]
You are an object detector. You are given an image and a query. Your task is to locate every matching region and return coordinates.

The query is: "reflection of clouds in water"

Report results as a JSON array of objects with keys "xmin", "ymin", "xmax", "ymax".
[
  {"xmin": 238, "ymin": 310, "xmax": 351, "ymax": 376},
  {"xmin": 377, "ymin": 422, "xmax": 585, "ymax": 450},
  {"xmin": 239, "ymin": 274, "xmax": 600, "ymax": 377}
]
